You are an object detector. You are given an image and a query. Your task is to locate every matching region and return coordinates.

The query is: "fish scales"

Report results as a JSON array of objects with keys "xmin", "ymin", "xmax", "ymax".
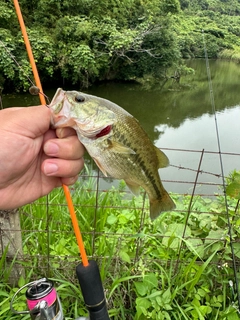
[
  {"xmin": 91, "ymin": 113, "xmax": 160, "ymax": 193},
  {"xmin": 50, "ymin": 88, "xmax": 175, "ymax": 220},
  {"xmin": 110, "ymin": 117, "xmax": 162, "ymax": 197}
]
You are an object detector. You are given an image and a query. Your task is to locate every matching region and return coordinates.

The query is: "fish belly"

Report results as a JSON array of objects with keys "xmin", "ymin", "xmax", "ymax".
[{"xmin": 85, "ymin": 142, "xmax": 175, "ymax": 220}]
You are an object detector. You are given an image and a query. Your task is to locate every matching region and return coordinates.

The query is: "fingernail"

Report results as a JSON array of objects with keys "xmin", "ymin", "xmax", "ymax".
[
  {"xmin": 44, "ymin": 142, "xmax": 59, "ymax": 156},
  {"xmin": 44, "ymin": 163, "xmax": 58, "ymax": 175}
]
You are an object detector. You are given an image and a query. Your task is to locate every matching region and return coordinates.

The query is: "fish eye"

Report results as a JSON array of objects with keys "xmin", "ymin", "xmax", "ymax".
[{"xmin": 75, "ymin": 95, "xmax": 85, "ymax": 103}]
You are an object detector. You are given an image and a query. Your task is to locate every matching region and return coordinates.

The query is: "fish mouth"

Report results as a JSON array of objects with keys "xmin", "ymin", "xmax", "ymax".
[
  {"xmin": 49, "ymin": 88, "xmax": 74, "ymax": 128},
  {"xmin": 51, "ymin": 115, "xmax": 75, "ymax": 128},
  {"xmin": 49, "ymin": 88, "xmax": 65, "ymax": 114}
]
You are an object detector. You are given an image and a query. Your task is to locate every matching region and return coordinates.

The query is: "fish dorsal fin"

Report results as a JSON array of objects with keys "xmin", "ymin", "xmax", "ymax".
[
  {"xmin": 125, "ymin": 180, "xmax": 141, "ymax": 196},
  {"xmin": 108, "ymin": 140, "xmax": 136, "ymax": 154},
  {"xmin": 154, "ymin": 146, "xmax": 169, "ymax": 168}
]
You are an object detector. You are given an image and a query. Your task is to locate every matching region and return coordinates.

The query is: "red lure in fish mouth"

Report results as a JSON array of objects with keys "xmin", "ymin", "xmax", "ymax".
[{"xmin": 96, "ymin": 125, "xmax": 112, "ymax": 138}]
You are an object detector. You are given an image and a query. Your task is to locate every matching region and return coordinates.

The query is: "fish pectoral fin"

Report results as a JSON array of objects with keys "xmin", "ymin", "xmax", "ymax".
[
  {"xmin": 108, "ymin": 140, "xmax": 136, "ymax": 154},
  {"xmin": 154, "ymin": 146, "xmax": 170, "ymax": 168},
  {"xmin": 125, "ymin": 180, "xmax": 141, "ymax": 196},
  {"xmin": 92, "ymin": 157, "xmax": 108, "ymax": 177}
]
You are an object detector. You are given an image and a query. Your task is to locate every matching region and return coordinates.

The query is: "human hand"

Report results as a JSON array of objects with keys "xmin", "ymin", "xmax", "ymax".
[{"xmin": 0, "ymin": 105, "xmax": 84, "ymax": 210}]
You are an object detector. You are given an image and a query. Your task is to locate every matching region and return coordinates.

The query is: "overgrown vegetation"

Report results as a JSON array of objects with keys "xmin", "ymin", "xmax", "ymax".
[
  {"xmin": 0, "ymin": 0, "xmax": 240, "ymax": 91},
  {"xmin": 1, "ymin": 167, "xmax": 240, "ymax": 319}
]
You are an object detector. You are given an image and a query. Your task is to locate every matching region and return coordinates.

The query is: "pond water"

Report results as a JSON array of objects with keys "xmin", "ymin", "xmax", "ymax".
[{"xmin": 2, "ymin": 59, "xmax": 240, "ymax": 196}]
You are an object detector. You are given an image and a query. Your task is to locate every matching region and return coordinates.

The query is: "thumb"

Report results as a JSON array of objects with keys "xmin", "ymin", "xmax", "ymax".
[{"xmin": 1, "ymin": 106, "xmax": 51, "ymax": 138}]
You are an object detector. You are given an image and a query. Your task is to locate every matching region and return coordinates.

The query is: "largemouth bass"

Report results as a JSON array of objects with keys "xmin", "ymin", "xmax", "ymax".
[{"xmin": 50, "ymin": 88, "xmax": 175, "ymax": 220}]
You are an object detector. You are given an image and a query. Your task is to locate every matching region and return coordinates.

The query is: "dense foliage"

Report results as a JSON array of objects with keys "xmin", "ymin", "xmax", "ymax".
[
  {"xmin": 0, "ymin": 0, "xmax": 240, "ymax": 91},
  {"xmin": 1, "ymin": 168, "xmax": 240, "ymax": 319}
]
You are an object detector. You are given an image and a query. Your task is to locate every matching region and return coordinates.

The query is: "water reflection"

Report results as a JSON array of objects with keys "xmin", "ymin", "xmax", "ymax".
[
  {"xmin": 86, "ymin": 60, "xmax": 240, "ymax": 195},
  {"xmin": 156, "ymin": 106, "xmax": 240, "ymax": 195},
  {"xmin": 2, "ymin": 60, "xmax": 240, "ymax": 195}
]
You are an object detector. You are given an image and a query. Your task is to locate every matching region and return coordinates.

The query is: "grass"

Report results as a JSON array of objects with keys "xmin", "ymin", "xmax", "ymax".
[
  {"xmin": 218, "ymin": 45, "xmax": 240, "ymax": 63},
  {"xmin": 1, "ymin": 166, "xmax": 240, "ymax": 319}
]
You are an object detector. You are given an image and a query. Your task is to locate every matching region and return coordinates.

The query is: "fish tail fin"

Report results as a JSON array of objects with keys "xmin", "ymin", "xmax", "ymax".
[{"xmin": 149, "ymin": 192, "xmax": 175, "ymax": 220}]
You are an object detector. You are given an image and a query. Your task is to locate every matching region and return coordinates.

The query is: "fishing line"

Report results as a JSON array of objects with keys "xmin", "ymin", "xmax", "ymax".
[
  {"xmin": 0, "ymin": 39, "xmax": 35, "ymax": 86},
  {"xmin": 202, "ymin": 29, "xmax": 240, "ymax": 310},
  {"xmin": 0, "ymin": 39, "xmax": 50, "ymax": 104}
]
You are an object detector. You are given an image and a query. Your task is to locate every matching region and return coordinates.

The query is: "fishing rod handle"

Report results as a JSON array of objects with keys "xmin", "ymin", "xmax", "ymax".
[{"xmin": 76, "ymin": 260, "xmax": 110, "ymax": 320}]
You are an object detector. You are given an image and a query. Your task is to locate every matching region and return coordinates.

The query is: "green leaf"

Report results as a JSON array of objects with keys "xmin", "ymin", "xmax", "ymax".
[
  {"xmin": 197, "ymin": 288, "xmax": 207, "ymax": 298},
  {"xmin": 161, "ymin": 287, "xmax": 172, "ymax": 304},
  {"xmin": 119, "ymin": 250, "xmax": 131, "ymax": 263},
  {"xmin": 135, "ymin": 297, "xmax": 152, "ymax": 316},
  {"xmin": 205, "ymin": 229, "xmax": 224, "ymax": 245},
  {"xmin": 143, "ymin": 273, "xmax": 158, "ymax": 291},
  {"xmin": 135, "ymin": 282, "xmax": 148, "ymax": 296},
  {"xmin": 227, "ymin": 312, "xmax": 240, "ymax": 320},
  {"xmin": 226, "ymin": 172, "xmax": 240, "ymax": 199},
  {"xmin": 232, "ymin": 243, "xmax": 240, "ymax": 259},
  {"xmin": 106, "ymin": 214, "xmax": 117, "ymax": 225},
  {"xmin": 18, "ymin": 275, "xmax": 25, "ymax": 288},
  {"xmin": 162, "ymin": 223, "xmax": 192, "ymax": 249},
  {"xmin": 199, "ymin": 305, "xmax": 212, "ymax": 315},
  {"xmin": 0, "ymin": 291, "xmax": 9, "ymax": 298},
  {"xmin": 185, "ymin": 238, "xmax": 205, "ymax": 258},
  {"xmin": 136, "ymin": 297, "xmax": 152, "ymax": 310}
]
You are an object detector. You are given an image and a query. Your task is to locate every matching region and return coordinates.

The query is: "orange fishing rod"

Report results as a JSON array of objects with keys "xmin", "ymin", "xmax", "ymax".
[
  {"xmin": 13, "ymin": 0, "xmax": 88, "ymax": 267},
  {"xmin": 13, "ymin": 3, "xmax": 110, "ymax": 318}
]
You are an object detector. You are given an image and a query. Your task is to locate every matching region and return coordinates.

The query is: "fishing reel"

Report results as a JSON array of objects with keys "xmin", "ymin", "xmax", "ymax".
[
  {"xmin": 10, "ymin": 261, "xmax": 110, "ymax": 320},
  {"xmin": 10, "ymin": 278, "xmax": 87, "ymax": 320}
]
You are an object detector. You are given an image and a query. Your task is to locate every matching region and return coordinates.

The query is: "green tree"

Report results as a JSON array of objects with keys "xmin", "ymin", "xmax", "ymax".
[{"xmin": 1, "ymin": 0, "xmax": 240, "ymax": 91}]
